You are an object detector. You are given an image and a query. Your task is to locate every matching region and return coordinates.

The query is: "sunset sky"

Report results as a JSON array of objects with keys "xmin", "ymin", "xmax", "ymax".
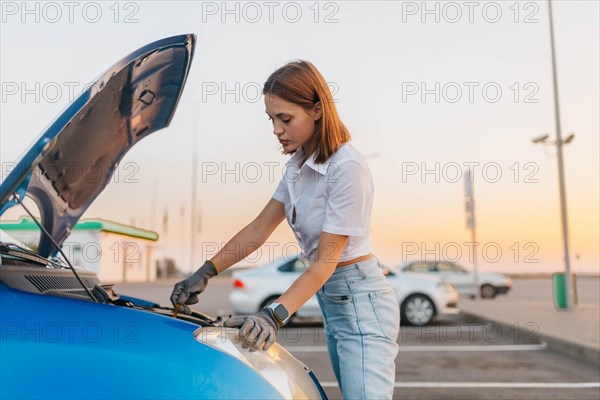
[{"xmin": 1, "ymin": 1, "xmax": 598, "ymax": 274}]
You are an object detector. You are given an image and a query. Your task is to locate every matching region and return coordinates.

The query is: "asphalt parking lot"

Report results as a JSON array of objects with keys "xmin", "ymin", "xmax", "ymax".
[
  {"xmin": 116, "ymin": 278, "xmax": 600, "ymax": 400},
  {"xmin": 285, "ymin": 316, "xmax": 598, "ymax": 400}
]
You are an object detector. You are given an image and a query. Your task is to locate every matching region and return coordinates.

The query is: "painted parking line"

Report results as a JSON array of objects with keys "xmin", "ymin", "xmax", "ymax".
[
  {"xmin": 398, "ymin": 343, "xmax": 547, "ymax": 352},
  {"xmin": 400, "ymin": 324, "xmax": 490, "ymax": 332},
  {"xmin": 285, "ymin": 343, "xmax": 546, "ymax": 352},
  {"xmin": 318, "ymin": 382, "xmax": 600, "ymax": 388}
]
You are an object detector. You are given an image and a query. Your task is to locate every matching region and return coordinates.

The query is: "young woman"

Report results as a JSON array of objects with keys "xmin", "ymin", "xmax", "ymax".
[{"xmin": 171, "ymin": 60, "xmax": 400, "ymax": 399}]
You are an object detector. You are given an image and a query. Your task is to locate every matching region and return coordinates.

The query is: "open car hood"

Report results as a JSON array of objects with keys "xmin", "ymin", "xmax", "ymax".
[{"xmin": 0, "ymin": 34, "xmax": 195, "ymax": 257}]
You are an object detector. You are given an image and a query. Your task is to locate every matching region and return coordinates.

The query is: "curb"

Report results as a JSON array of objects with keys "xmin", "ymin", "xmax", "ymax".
[{"xmin": 461, "ymin": 311, "xmax": 600, "ymax": 368}]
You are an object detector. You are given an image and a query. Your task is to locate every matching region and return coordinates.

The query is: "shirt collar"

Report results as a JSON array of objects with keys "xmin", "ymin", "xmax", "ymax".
[{"xmin": 288, "ymin": 147, "xmax": 332, "ymax": 176}]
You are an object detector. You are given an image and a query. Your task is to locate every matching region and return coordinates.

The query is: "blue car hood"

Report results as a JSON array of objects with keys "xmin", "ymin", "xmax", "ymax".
[{"xmin": 0, "ymin": 34, "xmax": 195, "ymax": 257}]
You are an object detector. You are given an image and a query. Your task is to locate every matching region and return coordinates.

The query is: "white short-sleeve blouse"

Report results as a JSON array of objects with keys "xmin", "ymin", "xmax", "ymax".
[{"xmin": 272, "ymin": 142, "xmax": 374, "ymax": 263}]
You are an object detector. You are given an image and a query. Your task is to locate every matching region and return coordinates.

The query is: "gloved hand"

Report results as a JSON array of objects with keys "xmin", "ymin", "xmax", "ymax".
[
  {"xmin": 170, "ymin": 260, "xmax": 218, "ymax": 315},
  {"xmin": 223, "ymin": 307, "xmax": 279, "ymax": 351}
]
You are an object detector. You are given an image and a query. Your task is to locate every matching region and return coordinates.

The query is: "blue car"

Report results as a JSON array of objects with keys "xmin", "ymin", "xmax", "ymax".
[{"xmin": 0, "ymin": 34, "xmax": 327, "ymax": 400}]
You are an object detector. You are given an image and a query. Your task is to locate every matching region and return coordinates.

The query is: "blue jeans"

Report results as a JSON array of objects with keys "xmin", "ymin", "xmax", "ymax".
[{"xmin": 316, "ymin": 256, "xmax": 400, "ymax": 399}]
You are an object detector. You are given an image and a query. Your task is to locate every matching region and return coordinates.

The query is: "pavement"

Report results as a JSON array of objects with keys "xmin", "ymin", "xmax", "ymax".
[{"xmin": 459, "ymin": 276, "xmax": 600, "ymax": 367}]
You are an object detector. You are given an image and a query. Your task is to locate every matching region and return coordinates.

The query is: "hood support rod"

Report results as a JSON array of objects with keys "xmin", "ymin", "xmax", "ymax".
[{"xmin": 13, "ymin": 194, "xmax": 98, "ymax": 303}]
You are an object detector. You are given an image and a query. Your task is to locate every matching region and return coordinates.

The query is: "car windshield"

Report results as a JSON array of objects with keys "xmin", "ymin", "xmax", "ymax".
[
  {"xmin": 407, "ymin": 262, "xmax": 430, "ymax": 272},
  {"xmin": 440, "ymin": 262, "xmax": 466, "ymax": 273},
  {"xmin": 0, "ymin": 229, "xmax": 25, "ymax": 247},
  {"xmin": 0, "ymin": 229, "xmax": 69, "ymax": 269},
  {"xmin": 390, "ymin": 263, "xmax": 410, "ymax": 274},
  {"xmin": 278, "ymin": 257, "xmax": 310, "ymax": 273}
]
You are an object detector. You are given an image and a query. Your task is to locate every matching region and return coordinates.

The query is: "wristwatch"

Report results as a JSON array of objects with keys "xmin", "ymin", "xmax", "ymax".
[{"xmin": 267, "ymin": 302, "xmax": 290, "ymax": 327}]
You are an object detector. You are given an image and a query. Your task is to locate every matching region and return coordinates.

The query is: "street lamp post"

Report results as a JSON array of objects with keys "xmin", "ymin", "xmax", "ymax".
[{"xmin": 531, "ymin": 0, "xmax": 574, "ymax": 310}]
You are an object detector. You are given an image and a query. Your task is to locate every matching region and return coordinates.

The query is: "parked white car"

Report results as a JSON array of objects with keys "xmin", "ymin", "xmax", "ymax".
[
  {"xmin": 229, "ymin": 256, "xmax": 459, "ymax": 326},
  {"xmin": 398, "ymin": 261, "xmax": 512, "ymax": 299}
]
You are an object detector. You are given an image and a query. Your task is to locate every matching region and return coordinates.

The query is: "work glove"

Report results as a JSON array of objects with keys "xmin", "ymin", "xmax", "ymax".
[
  {"xmin": 223, "ymin": 307, "xmax": 279, "ymax": 351},
  {"xmin": 170, "ymin": 260, "xmax": 218, "ymax": 315}
]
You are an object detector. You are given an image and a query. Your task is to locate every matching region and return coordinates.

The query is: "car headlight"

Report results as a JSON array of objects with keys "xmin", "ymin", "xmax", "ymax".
[
  {"xmin": 505, "ymin": 277, "xmax": 513, "ymax": 287},
  {"xmin": 194, "ymin": 326, "xmax": 324, "ymax": 400}
]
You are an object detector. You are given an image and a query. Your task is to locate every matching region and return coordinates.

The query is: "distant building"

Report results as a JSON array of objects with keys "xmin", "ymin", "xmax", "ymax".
[{"xmin": 0, "ymin": 217, "xmax": 158, "ymax": 283}]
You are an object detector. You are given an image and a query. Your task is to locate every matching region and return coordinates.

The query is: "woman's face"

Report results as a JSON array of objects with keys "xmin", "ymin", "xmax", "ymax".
[{"xmin": 264, "ymin": 94, "xmax": 321, "ymax": 155}]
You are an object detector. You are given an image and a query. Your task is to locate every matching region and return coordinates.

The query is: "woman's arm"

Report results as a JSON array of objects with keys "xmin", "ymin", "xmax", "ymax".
[
  {"xmin": 209, "ymin": 198, "xmax": 285, "ymax": 273},
  {"xmin": 276, "ymin": 231, "xmax": 349, "ymax": 314}
]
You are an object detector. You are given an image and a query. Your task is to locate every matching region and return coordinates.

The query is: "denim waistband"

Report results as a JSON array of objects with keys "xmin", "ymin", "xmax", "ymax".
[{"xmin": 328, "ymin": 256, "xmax": 382, "ymax": 281}]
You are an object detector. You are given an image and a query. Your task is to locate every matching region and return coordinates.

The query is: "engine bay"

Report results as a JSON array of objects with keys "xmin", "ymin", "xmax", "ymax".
[{"xmin": 0, "ymin": 248, "xmax": 217, "ymax": 327}]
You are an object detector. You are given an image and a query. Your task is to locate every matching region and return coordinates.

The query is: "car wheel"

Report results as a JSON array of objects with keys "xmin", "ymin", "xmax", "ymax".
[
  {"xmin": 401, "ymin": 294, "xmax": 435, "ymax": 326},
  {"xmin": 480, "ymin": 284, "xmax": 497, "ymax": 299},
  {"xmin": 260, "ymin": 295, "xmax": 293, "ymax": 326}
]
